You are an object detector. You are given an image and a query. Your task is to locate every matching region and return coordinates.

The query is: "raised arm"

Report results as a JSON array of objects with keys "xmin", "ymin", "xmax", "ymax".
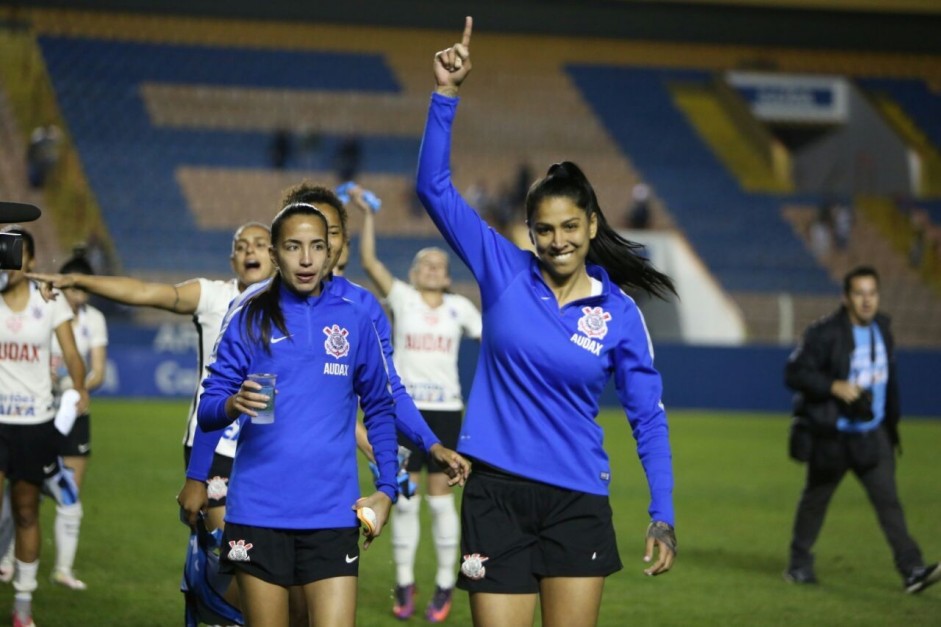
[
  {"xmin": 26, "ymin": 272, "xmax": 202, "ymax": 315},
  {"xmin": 433, "ymin": 16, "xmax": 473, "ymax": 98},
  {"xmin": 351, "ymin": 186, "xmax": 395, "ymax": 298}
]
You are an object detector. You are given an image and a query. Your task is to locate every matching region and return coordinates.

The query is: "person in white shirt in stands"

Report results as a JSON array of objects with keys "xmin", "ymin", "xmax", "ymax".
[
  {"xmin": 0, "ymin": 226, "xmax": 89, "ymax": 627},
  {"xmin": 353, "ymin": 185, "xmax": 481, "ymax": 622}
]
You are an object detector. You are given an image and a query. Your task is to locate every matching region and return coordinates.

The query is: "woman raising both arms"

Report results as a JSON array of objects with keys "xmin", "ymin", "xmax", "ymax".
[{"xmin": 416, "ymin": 17, "xmax": 677, "ymax": 627}]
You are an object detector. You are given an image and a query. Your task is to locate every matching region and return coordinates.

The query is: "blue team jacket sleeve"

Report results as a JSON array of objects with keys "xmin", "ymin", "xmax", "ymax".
[
  {"xmin": 186, "ymin": 423, "xmax": 222, "ymax": 481},
  {"xmin": 416, "ymin": 93, "xmax": 530, "ymax": 301},
  {"xmin": 363, "ymin": 289, "xmax": 440, "ymax": 452},
  {"xmin": 198, "ymin": 312, "xmax": 252, "ymax": 432},
  {"xmin": 613, "ymin": 308, "xmax": 675, "ymax": 526},
  {"xmin": 355, "ymin": 318, "xmax": 401, "ymax": 503}
]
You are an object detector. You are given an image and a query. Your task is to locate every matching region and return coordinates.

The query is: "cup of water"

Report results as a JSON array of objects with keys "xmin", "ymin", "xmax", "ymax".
[{"xmin": 247, "ymin": 373, "xmax": 276, "ymax": 424}]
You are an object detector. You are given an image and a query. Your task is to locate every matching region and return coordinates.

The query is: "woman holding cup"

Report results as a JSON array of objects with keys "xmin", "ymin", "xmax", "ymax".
[{"xmin": 198, "ymin": 199, "xmax": 399, "ymax": 627}]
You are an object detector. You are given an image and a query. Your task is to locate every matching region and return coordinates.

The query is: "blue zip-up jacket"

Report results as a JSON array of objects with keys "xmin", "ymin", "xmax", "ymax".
[
  {"xmin": 417, "ymin": 93, "xmax": 674, "ymax": 525},
  {"xmin": 187, "ymin": 274, "xmax": 441, "ymax": 485},
  {"xmin": 197, "ymin": 279, "xmax": 399, "ymax": 529}
]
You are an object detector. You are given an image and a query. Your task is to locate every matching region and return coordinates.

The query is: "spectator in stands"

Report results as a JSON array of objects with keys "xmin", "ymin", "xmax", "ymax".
[
  {"xmin": 269, "ymin": 128, "xmax": 293, "ymax": 169},
  {"xmin": 784, "ymin": 265, "xmax": 940, "ymax": 594},
  {"xmin": 333, "ymin": 135, "xmax": 362, "ymax": 182},
  {"xmin": 353, "ymin": 183, "xmax": 481, "ymax": 622},
  {"xmin": 26, "ymin": 124, "xmax": 61, "ymax": 189},
  {"xmin": 908, "ymin": 208, "xmax": 929, "ymax": 269},
  {"xmin": 626, "ymin": 182, "xmax": 652, "ymax": 230},
  {"xmin": 831, "ymin": 200, "xmax": 853, "ymax": 251},
  {"xmin": 809, "ymin": 201, "xmax": 833, "ymax": 259},
  {"xmin": 0, "ymin": 226, "xmax": 89, "ymax": 627},
  {"xmin": 418, "ymin": 18, "xmax": 677, "ymax": 627}
]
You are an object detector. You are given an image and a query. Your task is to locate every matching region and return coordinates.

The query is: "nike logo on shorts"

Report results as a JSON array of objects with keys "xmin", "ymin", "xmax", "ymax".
[
  {"xmin": 345, "ymin": 554, "xmax": 359, "ymax": 564},
  {"xmin": 42, "ymin": 463, "xmax": 57, "ymax": 474},
  {"xmin": 77, "ymin": 443, "xmax": 91, "ymax": 453}
]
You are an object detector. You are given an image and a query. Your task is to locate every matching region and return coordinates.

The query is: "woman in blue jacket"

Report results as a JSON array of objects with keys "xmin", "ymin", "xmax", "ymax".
[
  {"xmin": 198, "ymin": 201, "xmax": 399, "ymax": 627},
  {"xmin": 416, "ymin": 18, "xmax": 678, "ymax": 627}
]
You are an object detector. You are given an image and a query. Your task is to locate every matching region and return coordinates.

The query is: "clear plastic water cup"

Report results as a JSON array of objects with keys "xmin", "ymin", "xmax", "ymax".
[{"xmin": 247, "ymin": 373, "xmax": 276, "ymax": 424}]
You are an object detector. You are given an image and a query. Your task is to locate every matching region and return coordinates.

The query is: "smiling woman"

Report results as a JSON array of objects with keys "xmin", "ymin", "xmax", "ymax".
[{"xmin": 413, "ymin": 18, "xmax": 679, "ymax": 627}]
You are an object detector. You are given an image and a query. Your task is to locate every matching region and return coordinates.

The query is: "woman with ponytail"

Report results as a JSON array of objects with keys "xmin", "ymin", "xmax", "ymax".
[
  {"xmin": 197, "ymin": 201, "xmax": 400, "ymax": 627},
  {"xmin": 415, "ymin": 18, "xmax": 677, "ymax": 627}
]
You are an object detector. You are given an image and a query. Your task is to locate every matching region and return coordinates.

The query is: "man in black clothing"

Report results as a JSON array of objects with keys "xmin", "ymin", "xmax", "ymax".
[{"xmin": 783, "ymin": 266, "xmax": 940, "ymax": 593}]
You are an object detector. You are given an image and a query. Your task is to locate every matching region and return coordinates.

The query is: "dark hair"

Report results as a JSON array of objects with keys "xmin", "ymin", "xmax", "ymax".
[
  {"xmin": 59, "ymin": 254, "xmax": 94, "ymax": 275},
  {"xmin": 280, "ymin": 181, "xmax": 347, "ymax": 238},
  {"xmin": 525, "ymin": 162, "xmax": 675, "ymax": 299},
  {"xmin": 843, "ymin": 265, "xmax": 879, "ymax": 294},
  {"xmin": 242, "ymin": 202, "xmax": 329, "ymax": 352},
  {"xmin": 1, "ymin": 225, "xmax": 34, "ymax": 259}
]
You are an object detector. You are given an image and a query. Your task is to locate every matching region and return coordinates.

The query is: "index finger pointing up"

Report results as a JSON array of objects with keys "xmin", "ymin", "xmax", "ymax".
[{"xmin": 462, "ymin": 16, "xmax": 473, "ymax": 48}]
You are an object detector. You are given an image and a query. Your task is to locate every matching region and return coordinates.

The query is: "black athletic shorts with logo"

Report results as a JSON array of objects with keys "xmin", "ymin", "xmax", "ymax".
[
  {"xmin": 60, "ymin": 413, "xmax": 91, "ymax": 457},
  {"xmin": 220, "ymin": 522, "xmax": 360, "ymax": 587},
  {"xmin": 0, "ymin": 421, "xmax": 59, "ymax": 485},
  {"xmin": 182, "ymin": 447, "xmax": 235, "ymax": 508},
  {"xmin": 458, "ymin": 460, "xmax": 623, "ymax": 594},
  {"xmin": 399, "ymin": 409, "xmax": 462, "ymax": 474}
]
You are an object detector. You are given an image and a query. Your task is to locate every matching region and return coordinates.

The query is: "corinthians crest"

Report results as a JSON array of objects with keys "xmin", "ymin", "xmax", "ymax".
[
  {"xmin": 577, "ymin": 306, "xmax": 612, "ymax": 339},
  {"xmin": 323, "ymin": 324, "xmax": 350, "ymax": 358}
]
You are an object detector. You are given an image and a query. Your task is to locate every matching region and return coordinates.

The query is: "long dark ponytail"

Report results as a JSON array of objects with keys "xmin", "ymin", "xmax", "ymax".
[
  {"xmin": 525, "ymin": 162, "xmax": 676, "ymax": 299},
  {"xmin": 242, "ymin": 202, "xmax": 329, "ymax": 353}
]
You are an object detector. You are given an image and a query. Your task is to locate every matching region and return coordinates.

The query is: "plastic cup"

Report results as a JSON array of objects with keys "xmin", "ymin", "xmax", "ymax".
[{"xmin": 247, "ymin": 373, "xmax": 276, "ymax": 424}]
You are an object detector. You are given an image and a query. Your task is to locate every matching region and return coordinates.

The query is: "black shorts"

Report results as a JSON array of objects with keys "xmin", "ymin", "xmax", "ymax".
[
  {"xmin": 220, "ymin": 522, "xmax": 360, "ymax": 587},
  {"xmin": 400, "ymin": 409, "xmax": 462, "ymax": 474},
  {"xmin": 458, "ymin": 461, "xmax": 623, "ymax": 594},
  {"xmin": 0, "ymin": 421, "xmax": 59, "ymax": 485},
  {"xmin": 182, "ymin": 447, "xmax": 235, "ymax": 508},
  {"xmin": 59, "ymin": 413, "xmax": 91, "ymax": 457}
]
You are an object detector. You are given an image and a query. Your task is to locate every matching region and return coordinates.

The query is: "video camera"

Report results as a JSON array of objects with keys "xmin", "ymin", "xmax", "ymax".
[{"xmin": 0, "ymin": 202, "xmax": 42, "ymax": 270}]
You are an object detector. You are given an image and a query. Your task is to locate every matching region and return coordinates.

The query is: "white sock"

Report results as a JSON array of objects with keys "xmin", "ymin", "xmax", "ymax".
[
  {"xmin": 54, "ymin": 502, "xmax": 83, "ymax": 574},
  {"xmin": 392, "ymin": 495, "xmax": 421, "ymax": 586},
  {"xmin": 427, "ymin": 493, "xmax": 459, "ymax": 589},
  {"xmin": 13, "ymin": 558, "xmax": 38, "ymax": 594}
]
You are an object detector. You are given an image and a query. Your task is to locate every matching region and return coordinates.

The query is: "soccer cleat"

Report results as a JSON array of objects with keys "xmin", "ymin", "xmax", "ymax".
[
  {"xmin": 392, "ymin": 583, "xmax": 417, "ymax": 620},
  {"xmin": 11, "ymin": 612, "xmax": 36, "ymax": 627},
  {"xmin": 425, "ymin": 586, "xmax": 453, "ymax": 623},
  {"xmin": 51, "ymin": 568, "xmax": 87, "ymax": 590},
  {"xmin": 783, "ymin": 567, "xmax": 818, "ymax": 585},
  {"xmin": 904, "ymin": 563, "xmax": 941, "ymax": 594}
]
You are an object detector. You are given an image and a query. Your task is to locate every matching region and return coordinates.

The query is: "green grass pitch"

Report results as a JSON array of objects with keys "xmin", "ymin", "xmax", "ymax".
[{"xmin": 9, "ymin": 399, "xmax": 940, "ymax": 625}]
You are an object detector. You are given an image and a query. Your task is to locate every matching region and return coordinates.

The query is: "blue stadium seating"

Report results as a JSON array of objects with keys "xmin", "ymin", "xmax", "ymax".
[
  {"xmin": 39, "ymin": 36, "xmax": 419, "ymax": 274},
  {"xmin": 567, "ymin": 65, "xmax": 835, "ymax": 294}
]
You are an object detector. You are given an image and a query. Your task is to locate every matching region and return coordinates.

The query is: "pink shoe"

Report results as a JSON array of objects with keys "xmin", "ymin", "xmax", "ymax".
[
  {"xmin": 392, "ymin": 583, "xmax": 416, "ymax": 620},
  {"xmin": 11, "ymin": 611, "xmax": 36, "ymax": 627},
  {"xmin": 425, "ymin": 586, "xmax": 453, "ymax": 622}
]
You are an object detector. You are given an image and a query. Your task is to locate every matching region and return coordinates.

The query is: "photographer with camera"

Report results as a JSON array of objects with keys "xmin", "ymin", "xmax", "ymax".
[{"xmin": 783, "ymin": 266, "xmax": 939, "ymax": 594}]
